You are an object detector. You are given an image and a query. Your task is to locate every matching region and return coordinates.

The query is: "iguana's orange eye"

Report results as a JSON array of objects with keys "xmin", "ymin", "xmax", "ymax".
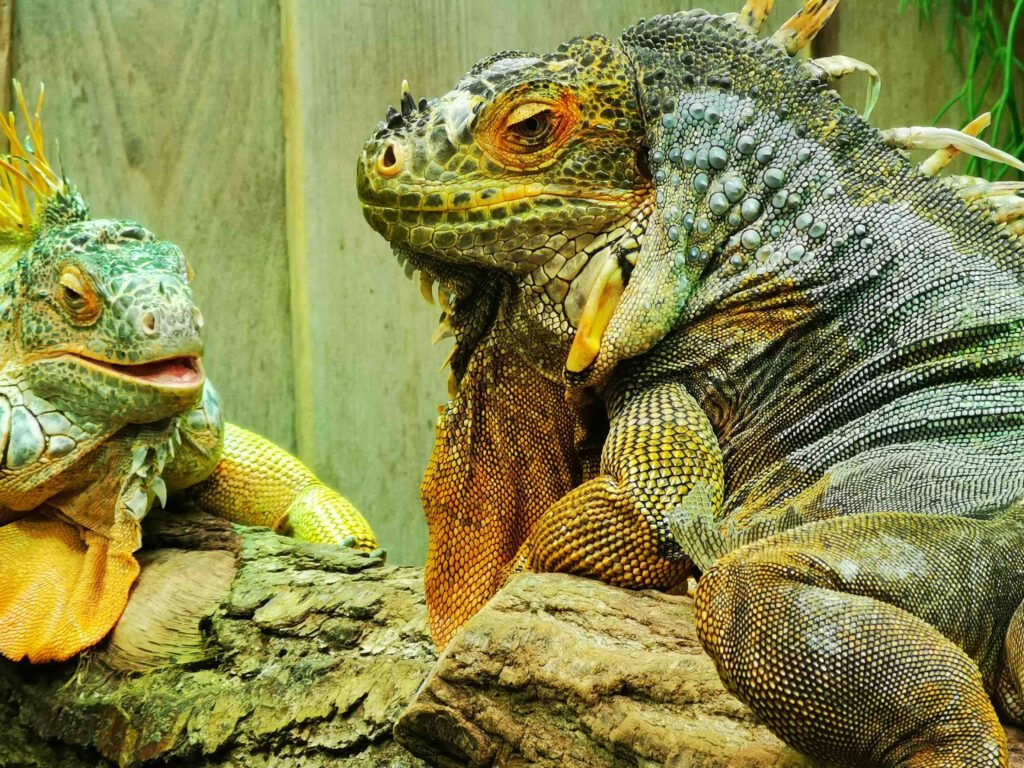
[
  {"xmin": 480, "ymin": 91, "xmax": 580, "ymax": 171},
  {"xmin": 57, "ymin": 266, "xmax": 101, "ymax": 325}
]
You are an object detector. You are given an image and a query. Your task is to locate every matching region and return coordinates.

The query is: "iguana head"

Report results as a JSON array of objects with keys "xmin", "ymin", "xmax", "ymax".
[
  {"xmin": 357, "ymin": 36, "xmax": 653, "ymax": 378},
  {"xmin": 6, "ymin": 198, "xmax": 204, "ymax": 422},
  {"xmin": 0, "ymin": 86, "xmax": 204, "ymax": 424}
]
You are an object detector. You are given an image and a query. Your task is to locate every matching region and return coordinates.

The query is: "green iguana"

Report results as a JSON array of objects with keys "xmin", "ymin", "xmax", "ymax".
[
  {"xmin": 357, "ymin": 2, "xmax": 1024, "ymax": 765},
  {"xmin": 0, "ymin": 84, "xmax": 378, "ymax": 664}
]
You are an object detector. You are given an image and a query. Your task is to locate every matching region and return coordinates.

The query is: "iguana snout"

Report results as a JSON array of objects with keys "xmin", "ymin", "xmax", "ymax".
[{"xmin": 9, "ymin": 213, "xmax": 206, "ymax": 422}]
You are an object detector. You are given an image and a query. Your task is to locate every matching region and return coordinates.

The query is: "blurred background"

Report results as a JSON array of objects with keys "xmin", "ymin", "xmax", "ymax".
[{"xmin": 5, "ymin": 0, "xmax": 1019, "ymax": 564}]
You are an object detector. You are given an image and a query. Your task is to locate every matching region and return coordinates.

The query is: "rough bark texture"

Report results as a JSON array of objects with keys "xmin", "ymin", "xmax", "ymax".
[
  {"xmin": 3, "ymin": 516, "xmax": 1023, "ymax": 768},
  {"xmin": 396, "ymin": 572, "xmax": 1024, "ymax": 768},
  {"xmin": 0, "ymin": 510, "xmax": 434, "ymax": 768}
]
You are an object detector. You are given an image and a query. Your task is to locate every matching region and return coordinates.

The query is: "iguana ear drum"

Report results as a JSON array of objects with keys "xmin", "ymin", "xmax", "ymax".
[{"xmin": 635, "ymin": 142, "xmax": 652, "ymax": 181}]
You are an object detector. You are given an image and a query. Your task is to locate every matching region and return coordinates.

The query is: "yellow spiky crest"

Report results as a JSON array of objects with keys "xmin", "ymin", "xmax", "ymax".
[{"xmin": 0, "ymin": 81, "xmax": 65, "ymax": 237}]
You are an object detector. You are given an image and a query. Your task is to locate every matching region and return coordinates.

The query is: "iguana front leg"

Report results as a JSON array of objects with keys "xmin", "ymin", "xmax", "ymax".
[
  {"xmin": 507, "ymin": 372, "xmax": 724, "ymax": 589},
  {"xmin": 167, "ymin": 383, "xmax": 378, "ymax": 551},
  {"xmin": 189, "ymin": 423, "xmax": 378, "ymax": 550}
]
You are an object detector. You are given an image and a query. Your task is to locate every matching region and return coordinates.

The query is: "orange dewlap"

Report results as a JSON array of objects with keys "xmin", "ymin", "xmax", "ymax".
[{"xmin": 0, "ymin": 513, "xmax": 140, "ymax": 663}]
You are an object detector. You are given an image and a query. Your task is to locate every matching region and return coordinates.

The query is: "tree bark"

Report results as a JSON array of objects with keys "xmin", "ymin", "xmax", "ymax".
[{"xmin": 3, "ymin": 515, "xmax": 1022, "ymax": 768}]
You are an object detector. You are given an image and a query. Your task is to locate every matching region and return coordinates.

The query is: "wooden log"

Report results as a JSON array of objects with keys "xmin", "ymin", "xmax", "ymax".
[
  {"xmin": 4, "ymin": 520, "xmax": 1023, "ymax": 767},
  {"xmin": 0, "ymin": 510, "xmax": 434, "ymax": 767},
  {"xmin": 396, "ymin": 573, "xmax": 1024, "ymax": 768}
]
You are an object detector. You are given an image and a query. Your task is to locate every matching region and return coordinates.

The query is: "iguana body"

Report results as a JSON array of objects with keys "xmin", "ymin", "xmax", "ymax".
[
  {"xmin": 0, "ymin": 88, "xmax": 377, "ymax": 664},
  {"xmin": 358, "ymin": 3, "xmax": 1024, "ymax": 765}
]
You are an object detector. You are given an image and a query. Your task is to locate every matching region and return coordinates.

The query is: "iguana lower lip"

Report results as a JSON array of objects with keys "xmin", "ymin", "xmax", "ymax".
[{"xmin": 70, "ymin": 354, "xmax": 204, "ymax": 388}]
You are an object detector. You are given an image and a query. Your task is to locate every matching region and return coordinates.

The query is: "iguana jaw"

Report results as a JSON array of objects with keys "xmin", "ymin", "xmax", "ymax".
[
  {"xmin": 398, "ymin": 214, "xmax": 643, "ymax": 392},
  {"xmin": 358, "ymin": 178, "xmax": 641, "ymax": 275}
]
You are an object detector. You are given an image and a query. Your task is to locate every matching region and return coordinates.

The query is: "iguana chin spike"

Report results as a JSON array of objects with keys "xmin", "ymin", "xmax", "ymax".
[
  {"xmin": 431, "ymin": 318, "xmax": 454, "ymax": 345},
  {"xmin": 419, "ymin": 272, "xmax": 436, "ymax": 305},
  {"xmin": 737, "ymin": 0, "xmax": 776, "ymax": 33},
  {"xmin": 919, "ymin": 113, "xmax": 992, "ymax": 177},
  {"xmin": 438, "ymin": 286, "xmax": 452, "ymax": 314},
  {"xmin": 771, "ymin": 0, "xmax": 840, "ymax": 55},
  {"xmin": 882, "ymin": 125, "xmax": 1024, "ymax": 174}
]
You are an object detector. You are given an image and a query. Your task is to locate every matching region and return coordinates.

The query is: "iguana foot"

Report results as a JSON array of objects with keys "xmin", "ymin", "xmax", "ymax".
[
  {"xmin": 281, "ymin": 481, "xmax": 379, "ymax": 551},
  {"xmin": 503, "ymin": 474, "xmax": 692, "ymax": 589}
]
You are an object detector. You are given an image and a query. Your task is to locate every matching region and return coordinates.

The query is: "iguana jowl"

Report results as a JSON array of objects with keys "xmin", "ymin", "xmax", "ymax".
[
  {"xmin": 358, "ymin": 1, "xmax": 1024, "ymax": 765},
  {"xmin": 0, "ymin": 85, "xmax": 378, "ymax": 664}
]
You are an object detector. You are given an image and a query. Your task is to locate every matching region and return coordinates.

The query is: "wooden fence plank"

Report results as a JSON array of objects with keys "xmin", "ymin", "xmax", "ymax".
[
  {"xmin": 13, "ymin": 0, "xmax": 296, "ymax": 451},
  {"xmin": 0, "ymin": 0, "xmax": 11, "ymax": 117}
]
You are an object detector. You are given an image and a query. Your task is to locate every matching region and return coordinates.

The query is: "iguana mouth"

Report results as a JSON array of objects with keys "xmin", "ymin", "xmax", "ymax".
[{"xmin": 70, "ymin": 354, "xmax": 205, "ymax": 389}]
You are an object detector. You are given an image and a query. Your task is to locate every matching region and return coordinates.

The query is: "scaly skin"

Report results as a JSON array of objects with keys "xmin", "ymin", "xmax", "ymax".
[
  {"xmin": 359, "ymin": 5, "xmax": 1024, "ymax": 765},
  {"xmin": 0, "ymin": 94, "xmax": 377, "ymax": 664}
]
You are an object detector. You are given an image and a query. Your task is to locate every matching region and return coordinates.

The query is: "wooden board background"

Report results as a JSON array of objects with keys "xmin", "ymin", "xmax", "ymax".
[{"xmin": 6, "ymin": 0, "xmax": 988, "ymax": 563}]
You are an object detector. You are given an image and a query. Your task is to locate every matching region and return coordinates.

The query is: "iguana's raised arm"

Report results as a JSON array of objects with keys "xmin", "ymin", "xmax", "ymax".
[{"xmin": 188, "ymin": 422, "xmax": 378, "ymax": 551}]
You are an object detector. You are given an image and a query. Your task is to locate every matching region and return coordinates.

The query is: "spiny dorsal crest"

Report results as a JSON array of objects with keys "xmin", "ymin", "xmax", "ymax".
[{"xmin": 0, "ymin": 81, "xmax": 84, "ymax": 240}]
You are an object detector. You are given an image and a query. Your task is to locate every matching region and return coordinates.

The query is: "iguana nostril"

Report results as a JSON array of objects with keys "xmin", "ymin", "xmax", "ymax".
[
  {"xmin": 141, "ymin": 311, "xmax": 157, "ymax": 336},
  {"xmin": 376, "ymin": 141, "xmax": 403, "ymax": 177}
]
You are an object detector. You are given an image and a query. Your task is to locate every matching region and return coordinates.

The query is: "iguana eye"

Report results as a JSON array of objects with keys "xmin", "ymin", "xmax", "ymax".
[
  {"xmin": 57, "ymin": 266, "xmax": 101, "ymax": 325},
  {"xmin": 508, "ymin": 106, "xmax": 553, "ymax": 141},
  {"xmin": 505, "ymin": 103, "xmax": 555, "ymax": 148}
]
